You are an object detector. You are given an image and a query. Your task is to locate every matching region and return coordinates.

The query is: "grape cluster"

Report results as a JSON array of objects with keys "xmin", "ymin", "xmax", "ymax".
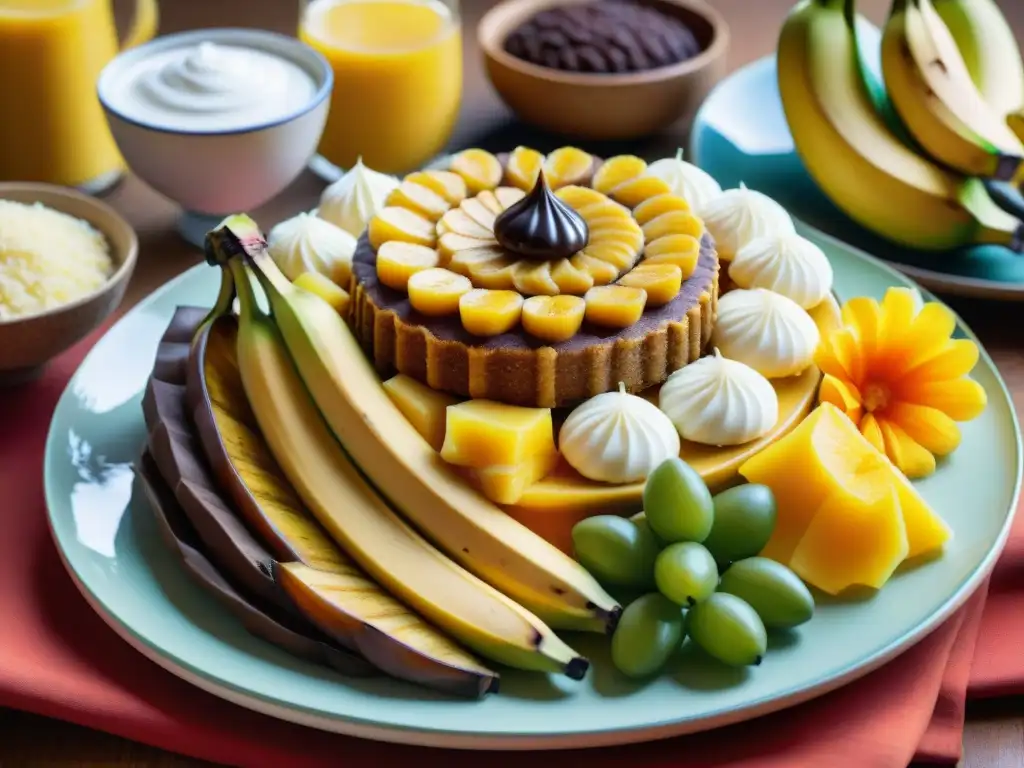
[{"xmin": 503, "ymin": 0, "xmax": 702, "ymax": 74}]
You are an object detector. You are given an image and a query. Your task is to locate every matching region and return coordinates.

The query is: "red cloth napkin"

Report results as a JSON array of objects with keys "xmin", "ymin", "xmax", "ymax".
[{"xmin": 1, "ymin": 321, "xmax": 1020, "ymax": 768}]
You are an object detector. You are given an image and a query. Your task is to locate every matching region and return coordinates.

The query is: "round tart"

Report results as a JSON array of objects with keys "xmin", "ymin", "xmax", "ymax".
[{"xmin": 350, "ymin": 147, "xmax": 720, "ymax": 408}]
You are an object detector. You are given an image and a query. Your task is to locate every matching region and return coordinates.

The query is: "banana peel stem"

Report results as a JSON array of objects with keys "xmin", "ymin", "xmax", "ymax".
[
  {"xmin": 229, "ymin": 258, "xmax": 266, "ymax": 321},
  {"xmin": 192, "ymin": 264, "xmax": 235, "ymax": 346}
]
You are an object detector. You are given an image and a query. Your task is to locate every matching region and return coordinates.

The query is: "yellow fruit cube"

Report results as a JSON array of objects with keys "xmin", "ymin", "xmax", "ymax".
[
  {"xmin": 467, "ymin": 256, "xmax": 517, "ymax": 289},
  {"xmin": 407, "ymin": 268, "xmax": 473, "ymax": 316},
  {"xmin": 616, "ymin": 264, "xmax": 683, "ymax": 306},
  {"xmin": 543, "ymin": 147, "xmax": 594, "ymax": 189},
  {"xmin": 473, "ymin": 446, "xmax": 561, "ymax": 505},
  {"xmin": 404, "ymin": 171, "xmax": 467, "ymax": 205},
  {"xmin": 294, "ymin": 271, "xmax": 351, "ymax": 316},
  {"xmin": 440, "ymin": 207, "xmax": 493, "ymax": 240},
  {"xmin": 608, "ymin": 176, "xmax": 672, "ymax": 209},
  {"xmin": 642, "ymin": 211, "xmax": 705, "ymax": 243},
  {"xmin": 448, "ymin": 245, "xmax": 504, "ymax": 276},
  {"xmin": 643, "ymin": 234, "xmax": 701, "ymax": 277},
  {"xmin": 495, "ymin": 187, "xmax": 526, "ymax": 210},
  {"xmin": 385, "ymin": 181, "xmax": 451, "ymax": 221},
  {"xmin": 556, "ymin": 185, "xmax": 607, "ymax": 211},
  {"xmin": 521, "ymin": 295, "xmax": 587, "ymax": 343},
  {"xmin": 438, "ymin": 232, "xmax": 496, "ymax": 264},
  {"xmin": 570, "ymin": 253, "xmax": 619, "ymax": 285},
  {"xmin": 633, "ymin": 193, "xmax": 692, "ymax": 225},
  {"xmin": 460, "ymin": 197, "xmax": 498, "ymax": 231},
  {"xmin": 368, "ymin": 207, "xmax": 437, "ymax": 250},
  {"xmin": 440, "ymin": 400, "xmax": 555, "ymax": 469},
  {"xmin": 376, "ymin": 242, "xmax": 440, "ymax": 291},
  {"xmin": 459, "ymin": 289, "xmax": 524, "ymax": 336},
  {"xmin": 584, "ymin": 285, "xmax": 648, "ymax": 328},
  {"xmin": 550, "ymin": 258, "xmax": 595, "ymax": 294},
  {"xmin": 381, "ymin": 374, "xmax": 460, "ymax": 452},
  {"xmin": 592, "ymin": 156, "xmax": 648, "ymax": 195},
  {"xmin": 450, "ymin": 149, "xmax": 503, "ymax": 194},
  {"xmin": 513, "ymin": 261, "xmax": 560, "ymax": 296},
  {"xmin": 506, "ymin": 146, "xmax": 546, "ymax": 191}
]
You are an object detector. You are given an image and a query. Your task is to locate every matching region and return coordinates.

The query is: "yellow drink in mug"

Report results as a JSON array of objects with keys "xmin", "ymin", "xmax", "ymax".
[
  {"xmin": 299, "ymin": 0, "xmax": 462, "ymax": 175},
  {"xmin": 0, "ymin": 0, "xmax": 158, "ymax": 190}
]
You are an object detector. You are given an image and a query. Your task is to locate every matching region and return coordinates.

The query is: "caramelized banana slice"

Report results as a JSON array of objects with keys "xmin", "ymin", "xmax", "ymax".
[
  {"xmin": 544, "ymin": 147, "xmax": 594, "ymax": 189},
  {"xmin": 584, "ymin": 285, "xmax": 647, "ymax": 328},
  {"xmin": 386, "ymin": 181, "xmax": 452, "ymax": 222},
  {"xmin": 407, "ymin": 268, "xmax": 473, "ymax": 316},
  {"xmin": 641, "ymin": 210, "xmax": 705, "ymax": 242},
  {"xmin": 550, "ymin": 258, "xmax": 594, "ymax": 294},
  {"xmin": 642, "ymin": 234, "xmax": 701, "ymax": 278},
  {"xmin": 467, "ymin": 256, "xmax": 518, "ymax": 289},
  {"xmin": 521, "ymin": 295, "xmax": 587, "ymax": 343},
  {"xmin": 512, "ymin": 260, "xmax": 560, "ymax": 296},
  {"xmin": 571, "ymin": 253, "xmax": 619, "ymax": 285},
  {"xmin": 633, "ymin": 193, "xmax": 692, "ymax": 225},
  {"xmin": 460, "ymin": 198, "xmax": 498, "ymax": 231},
  {"xmin": 555, "ymin": 185, "xmax": 607, "ymax": 211},
  {"xmin": 477, "ymin": 190, "xmax": 504, "ymax": 215},
  {"xmin": 459, "ymin": 289, "xmax": 524, "ymax": 336},
  {"xmin": 495, "ymin": 187, "xmax": 527, "ymax": 210},
  {"xmin": 608, "ymin": 176, "xmax": 673, "ymax": 209},
  {"xmin": 440, "ymin": 208, "xmax": 493, "ymax": 240},
  {"xmin": 449, "ymin": 246, "xmax": 505, "ymax": 276},
  {"xmin": 376, "ymin": 242, "xmax": 440, "ymax": 291},
  {"xmin": 584, "ymin": 241, "xmax": 639, "ymax": 271},
  {"xmin": 404, "ymin": 171, "xmax": 468, "ymax": 206},
  {"xmin": 616, "ymin": 263, "xmax": 683, "ymax": 306},
  {"xmin": 506, "ymin": 146, "xmax": 546, "ymax": 191},
  {"xmin": 439, "ymin": 232, "xmax": 497, "ymax": 263},
  {"xmin": 450, "ymin": 149, "xmax": 503, "ymax": 194},
  {"xmin": 369, "ymin": 207, "xmax": 437, "ymax": 249},
  {"xmin": 592, "ymin": 155, "xmax": 647, "ymax": 195}
]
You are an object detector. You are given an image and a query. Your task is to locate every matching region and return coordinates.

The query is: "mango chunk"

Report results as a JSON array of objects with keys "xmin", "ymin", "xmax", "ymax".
[
  {"xmin": 473, "ymin": 446, "xmax": 561, "ymax": 505},
  {"xmin": 633, "ymin": 193, "xmax": 692, "ymax": 225},
  {"xmin": 382, "ymin": 374, "xmax": 460, "ymax": 451},
  {"xmin": 584, "ymin": 285, "xmax": 647, "ymax": 328},
  {"xmin": 407, "ymin": 268, "xmax": 472, "ymax": 317},
  {"xmin": 506, "ymin": 146, "xmax": 545, "ymax": 191},
  {"xmin": 642, "ymin": 211, "xmax": 705, "ymax": 243},
  {"xmin": 617, "ymin": 264, "xmax": 682, "ymax": 307},
  {"xmin": 739, "ymin": 403, "xmax": 951, "ymax": 579},
  {"xmin": 643, "ymin": 234, "xmax": 701, "ymax": 277},
  {"xmin": 440, "ymin": 400, "xmax": 555, "ymax": 469},
  {"xmin": 376, "ymin": 242, "xmax": 440, "ymax": 291},
  {"xmin": 459, "ymin": 289, "xmax": 524, "ymax": 336},
  {"xmin": 385, "ymin": 181, "xmax": 452, "ymax": 221},
  {"xmin": 789, "ymin": 487, "xmax": 909, "ymax": 596},
  {"xmin": 592, "ymin": 155, "xmax": 647, "ymax": 195},
  {"xmin": 368, "ymin": 207, "xmax": 437, "ymax": 250},
  {"xmin": 521, "ymin": 295, "xmax": 586, "ymax": 343},
  {"xmin": 543, "ymin": 146, "xmax": 593, "ymax": 189},
  {"xmin": 294, "ymin": 271, "xmax": 350, "ymax": 316},
  {"xmin": 450, "ymin": 149, "xmax": 503, "ymax": 194},
  {"xmin": 608, "ymin": 176, "xmax": 673, "ymax": 209},
  {"xmin": 404, "ymin": 170, "xmax": 467, "ymax": 206}
]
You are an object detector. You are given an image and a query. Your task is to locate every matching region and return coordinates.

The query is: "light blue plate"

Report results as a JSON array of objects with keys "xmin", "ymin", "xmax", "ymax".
[
  {"xmin": 690, "ymin": 21, "xmax": 1024, "ymax": 301},
  {"xmin": 43, "ymin": 224, "xmax": 1021, "ymax": 749}
]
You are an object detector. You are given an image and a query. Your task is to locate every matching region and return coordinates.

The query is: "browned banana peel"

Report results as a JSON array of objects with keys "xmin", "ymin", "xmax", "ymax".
[{"xmin": 137, "ymin": 451, "xmax": 375, "ymax": 677}]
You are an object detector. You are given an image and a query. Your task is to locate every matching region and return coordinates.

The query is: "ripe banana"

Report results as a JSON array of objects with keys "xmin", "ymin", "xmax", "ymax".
[
  {"xmin": 212, "ymin": 215, "xmax": 621, "ymax": 635},
  {"xmin": 219, "ymin": 251, "xmax": 589, "ymax": 679},
  {"xmin": 932, "ymin": 0, "xmax": 1024, "ymax": 118},
  {"xmin": 881, "ymin": 0, "xmax": 1024, "ymax": 181},
  {"xmin": 777, "ymin": 0, "xmax": 1024, "ymax": 252}
]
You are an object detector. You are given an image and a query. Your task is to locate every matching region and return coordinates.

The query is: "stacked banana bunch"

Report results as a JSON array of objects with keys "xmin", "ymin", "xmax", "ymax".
[{"xmin": 778, "ymin": 0, "xmax": 1024, "ymax": 252}]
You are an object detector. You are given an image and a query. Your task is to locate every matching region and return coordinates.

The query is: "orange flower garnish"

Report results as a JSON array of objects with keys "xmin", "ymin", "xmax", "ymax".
[{"xmin": 816, "ymin": 287, "xmax": 987, "ymax": 479}]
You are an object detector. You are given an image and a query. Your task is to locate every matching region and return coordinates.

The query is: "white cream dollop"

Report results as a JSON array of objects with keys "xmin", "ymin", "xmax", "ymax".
[
  {"xmin": 711, "ymin": 288, "xmax": 820, "ymax": 379},
  {"xmin": 729, "ymin": 232, "xmax": 834, "ymax": 310},
  {"xmin": 646, "ymin": 148, "xmax": 723, "ymax": 214},
  {"xmin": 659, "ymin": 350, "xmax": 779, "ymax": 447},
  {"xmin": 701, "ymin": 183, "xmax": 795, "ymax": 261},
  {"xmin": 317, "ymin": 157, "xmax": 400, "ymax": 238},
  {"xmin": 268, "ymin": 212, "xmax": 357, "ymax": 286},
  {"xmin": 559, "ymin": 382, "xmax": 680, "ymax": 484}
]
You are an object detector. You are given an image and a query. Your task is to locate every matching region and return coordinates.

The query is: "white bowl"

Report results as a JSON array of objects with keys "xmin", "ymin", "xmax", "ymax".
[{"xmin": 98, "ymin": 28, "xmax": 332, "ymax": 243}]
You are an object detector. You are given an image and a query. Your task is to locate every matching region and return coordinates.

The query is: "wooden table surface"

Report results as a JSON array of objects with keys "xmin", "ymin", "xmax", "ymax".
[{"xmin": 2, "ymin": 0, "xmax": 1023, "ymax": 765}]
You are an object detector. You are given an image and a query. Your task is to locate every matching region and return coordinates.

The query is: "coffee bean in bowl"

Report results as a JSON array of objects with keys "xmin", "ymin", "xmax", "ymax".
[{"xmin": 503, "ymin": 1, "xmax": 702, "ymax": 74}]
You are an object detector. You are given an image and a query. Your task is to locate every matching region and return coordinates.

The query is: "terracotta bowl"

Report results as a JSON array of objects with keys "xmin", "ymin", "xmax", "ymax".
[
  {"xmin": 0, "ymin": 183, "xmax": 138, "ymax": 385},
  {"xmin": 479, "ymin": 0, "xmax": 730, "ymax": 141}
]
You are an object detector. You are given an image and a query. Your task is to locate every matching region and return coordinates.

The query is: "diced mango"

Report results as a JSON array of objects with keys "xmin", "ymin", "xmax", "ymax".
[
  {"xmin": 543, "ymin": 146, "xmax": 593, "ymax": 189},
  {"xmin": 473, "ymin": 445, "xmax": 561, "ymax": 505},
  {"xmin": 440, "ymin": 400, "xmax": 555, "ymax": 469},
  {"xmin": 385, "ymin": 181, "xmax": 451, "ymax": 221},
  {"xmin": 555, "ymin": 185, "xmax": 607, "ymax": 211},
  {"xmin": 407, "ymin": 268, "xmax": 472, "ymax": 317},
  {"xmin": 460, "ymin": 197, "xmax": 498, "ymax": 231},
  {"xmin": 642, "ymin": 211, "xmax": 706, "ymax": 243},
  {"xmin": 584, "ymin": 285, "xmax": 647, "ymax": 328},
  {"xmin": 381, "ymin": 374, "xmax": 460, "ymax": 451},
  {"xmin": 450, "ymin": 149, "xmax": 503, "ymax": 194},
  {"xmin": 506, "ymin": 146, "xmax": 546, "ymax": 191},
  {"xmin": 439, "ymin": 232, "xmax": 496, "ymax": 264},
  {"xmin": 376, "ymin": 242, "xmax": 440, "ymax": 291},
  {"xmin": 521, "ymin": 295, "xmax": 587, "ymax": 343},
  {"xmin": 440, "ymin": 208, "xmax": 493, "ymax": 240},
  {"xmin": 368, "ymin": 207, "xmax": 437, "ymax": 250},
  {"xmin": 570, "ymin": 253, "xmax": 619, "ymax": 285},
  {"xmin": 404, "ymin": 170, "xmax": 467, "ymax": 205},
  {"xmin": 294, "ymin": 271, "xmax": 350, "ymax": 316},
  {"xmin": 592, "ymin": 155, "xmax": 648, "ymax": 195},
  {"xmin": 789, "ymin": 487, "xmax": 909, "ymax": 596},
  {"xmin": 467, "ymin": 256, "xmax": 517, "ymax": 289},
  {"xmin": 616, "ymin": 264, "xmax": 682, "ymax": 307},
  {"xmin": 459, "ymin": 289, "xmax": 524, "ymax": 336},
  {"xmin": 495, "ymin": 187, "xmax": 526, "ymax": 210},
  {"xmin": 512, "ymin": 261, "xmax": 560, "ymax": 296},
  {"xmin": 608, "ymin": 176, "xmax": 673, "ymax": 209},
  {"xmin": 448, "ymin": 245, "xmax": 505, "ymax": 276},
  {"xmin": 550, "ymin": 258, "xmax": 595, "ymax": 294},
  {"xmin": 643, "ymin": 234, "xmax": 701, "ymax": 278},
  {"xmin": 633, "ymin": 193, "xmax": 692, "ymax": 225}
]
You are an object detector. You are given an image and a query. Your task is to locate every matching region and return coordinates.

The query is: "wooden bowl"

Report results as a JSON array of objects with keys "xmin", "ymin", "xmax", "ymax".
[
  {"xmin": 0, "ymin": 183, "xmax": 138, "ymax": 385},
  {"xmin": 479, "ymin": 0, "xmax": 730, "ymax": 141}
]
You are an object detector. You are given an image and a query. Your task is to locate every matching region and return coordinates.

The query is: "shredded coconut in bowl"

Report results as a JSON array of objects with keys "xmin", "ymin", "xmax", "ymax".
[{"xmin": 0, "ymin": 200, "xmax": 115, "ymax": 321}]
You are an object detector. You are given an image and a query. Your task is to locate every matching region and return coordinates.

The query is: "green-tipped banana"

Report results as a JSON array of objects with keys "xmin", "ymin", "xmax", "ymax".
[
  {"xmin": 214, "ymin": 244, "xmax": 588, "ymax": 678},
  {"xmin": 881, "ymin": 0, "xmax": 1024, "ymax": 181},
  {"xmin": 777, "ymin": 0, "xmax": 1024, "ymax": 252},
  {"xmin": 207, "ymin": 215, "xmax": 621, "ymax": 635}
]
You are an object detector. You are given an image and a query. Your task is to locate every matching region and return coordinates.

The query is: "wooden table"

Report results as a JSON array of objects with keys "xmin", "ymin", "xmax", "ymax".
[{"xmin": 2, "ymin": 0, "xmax": 1023, "ymax": 764}]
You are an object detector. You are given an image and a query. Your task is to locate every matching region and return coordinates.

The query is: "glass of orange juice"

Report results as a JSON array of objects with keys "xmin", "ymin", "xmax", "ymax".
[{"xmin": 299, "ymin": 0, "xmax": 462, "ymax": 178}]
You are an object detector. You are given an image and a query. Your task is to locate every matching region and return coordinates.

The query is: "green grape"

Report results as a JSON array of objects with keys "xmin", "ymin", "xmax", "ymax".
[
  {"xmin": 718, "ymin": 557, "xmax": 815, "ymax": 629},
  {"xmin": 643, "ymin": 458, "xmax": 714, "ymax": 544},
  {"xmin": 686, "ymin": 593, "xmax": 767, "ymax": 667},
  {"xmin": 703, "ymin": 484, "xmax": 777, "ymax": 564},
  {"xmin": 654, "ymin": 542, "xmax": 718, "ymax": 607},
  {"xmin": 610, "ymin": 593, "xmax": 684, "ymax": 678},
  {"xmin": 571, "ymin": 515, "xmax": 661, "ymax": 588}
]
